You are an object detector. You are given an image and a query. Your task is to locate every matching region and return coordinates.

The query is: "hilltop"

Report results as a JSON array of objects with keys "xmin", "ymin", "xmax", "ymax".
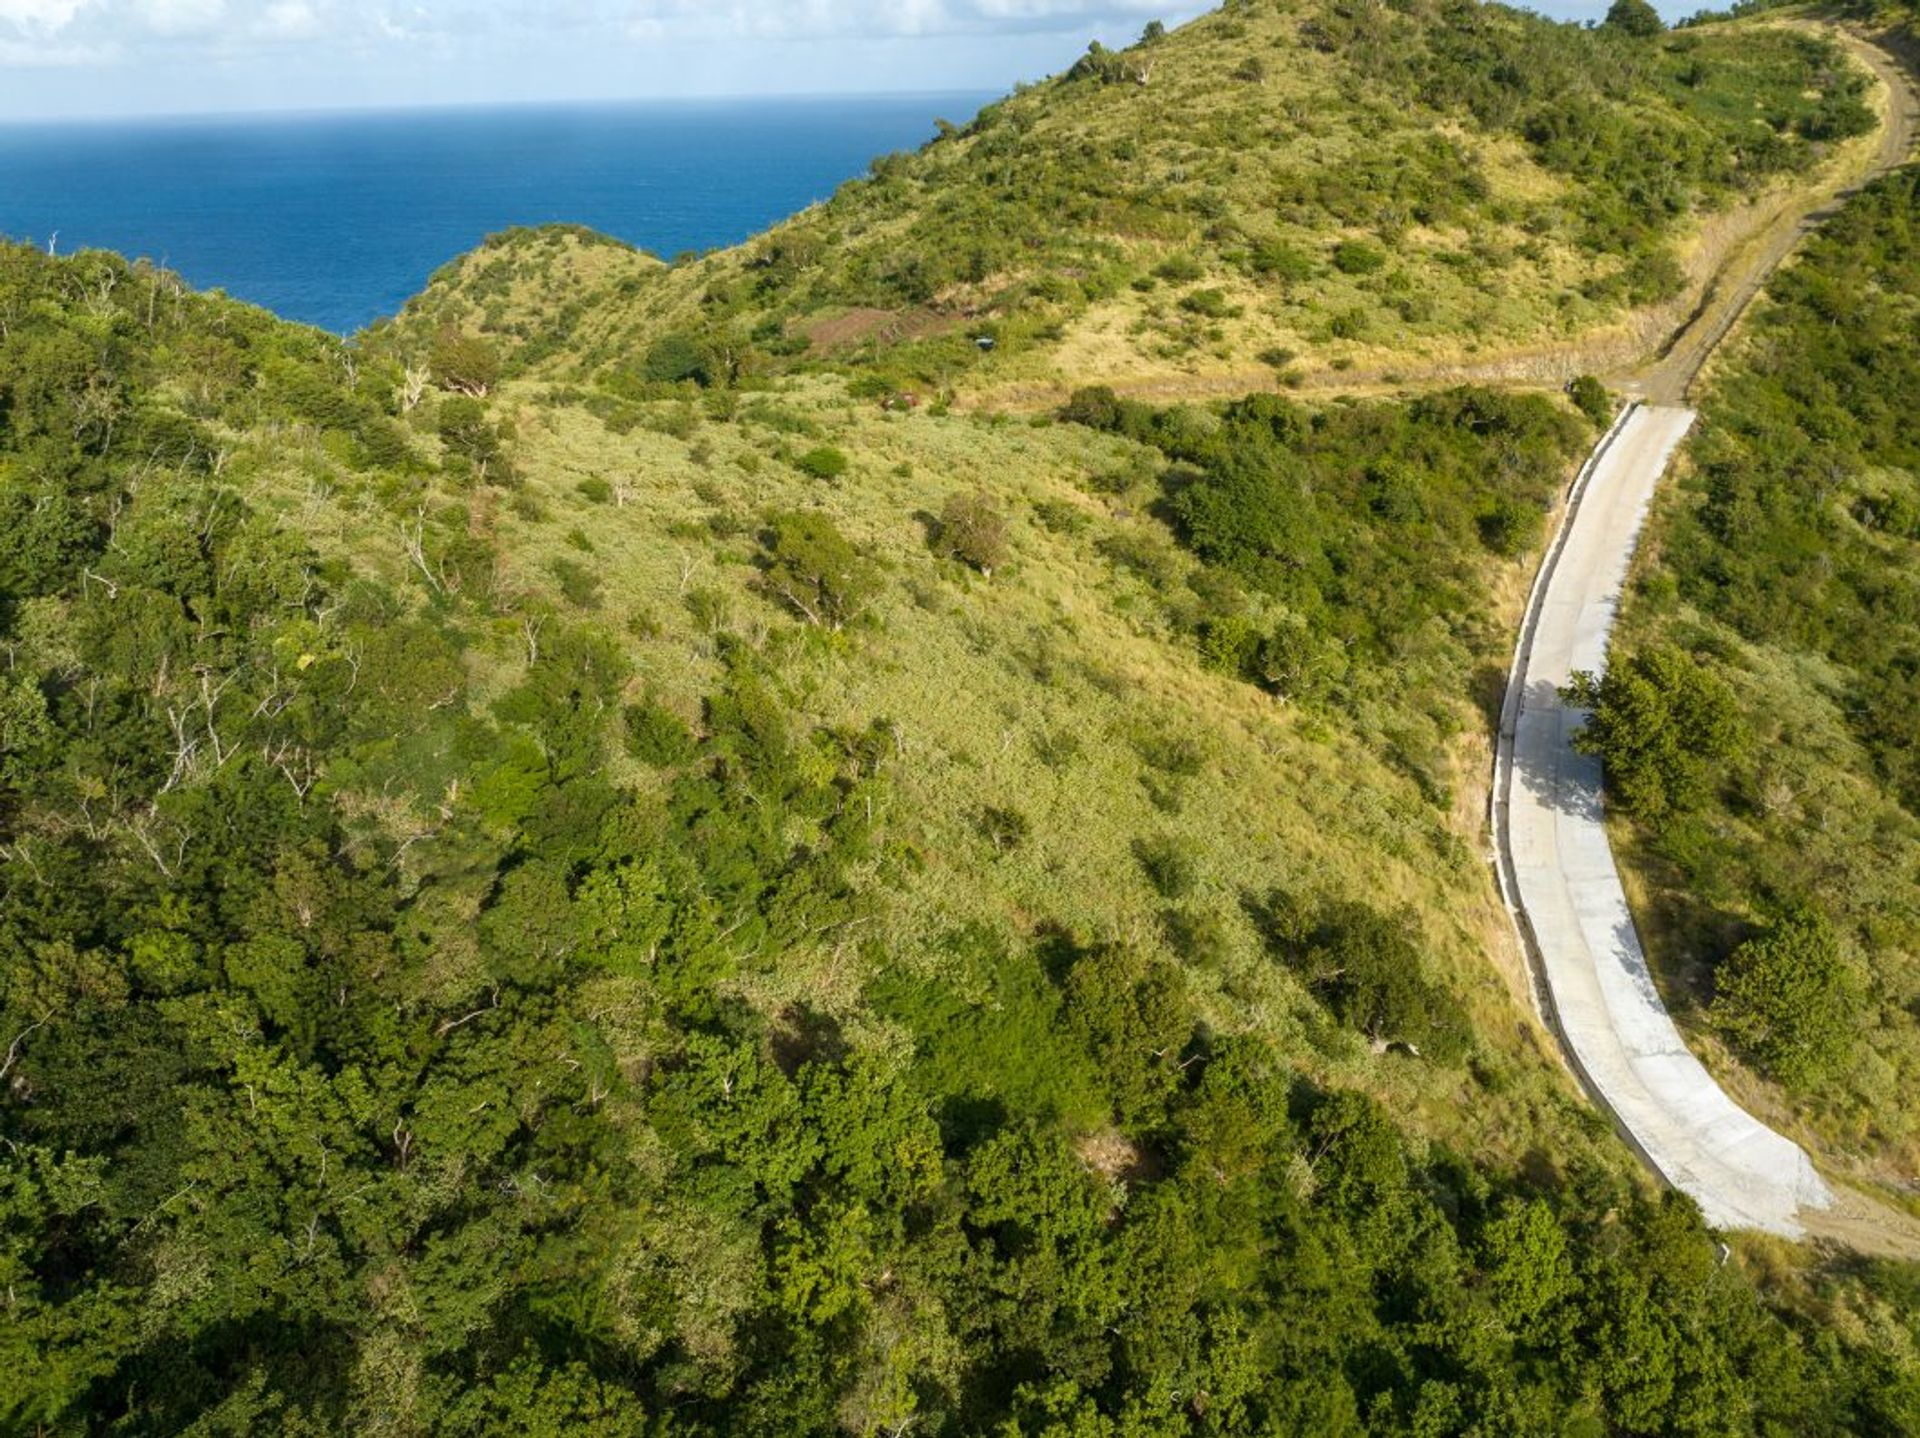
[
  {"xmin": 4, "ymin": 1, "xmax": 1920, "ymax": 1433},
  {"xmin": 395, "ymin": 0, "xmax": 1883, "ymax": 404}
]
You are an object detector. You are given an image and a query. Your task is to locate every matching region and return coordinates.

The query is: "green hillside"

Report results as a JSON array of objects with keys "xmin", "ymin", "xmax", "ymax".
[
  {"xmin": 394, "ymin": 0, "xmax": 1877, "ymax": 400},
  {"xmin": 3, "ymin": 2, "xmax": 1920, "ymax": 1433}
]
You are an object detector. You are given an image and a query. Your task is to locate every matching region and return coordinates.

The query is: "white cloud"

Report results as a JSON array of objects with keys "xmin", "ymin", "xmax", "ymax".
[
  {"xmin": 0, "ymin": 0, "xmax": 1206, "ymax": 109},
  {"xmin": 0, "ymin": 34, "xmax": 107, "ymax": 60},
  {"xmin": 0, "ymin": 0, "xmax": 88, "ymax": 30},
  {"xmin": 4, "ymin": 0, "xmax": 1179, "ymax": 52},
  {"xmin": 134, "ymin": 0, "xmax": 224, "ymax": 34},
  {"xmin": 257, "ymin": 0, "xmax": 319, "ymax": 37},
  {"xmin": 623, "ymin": 0, "xmax": 1171, "ymax": 42}
]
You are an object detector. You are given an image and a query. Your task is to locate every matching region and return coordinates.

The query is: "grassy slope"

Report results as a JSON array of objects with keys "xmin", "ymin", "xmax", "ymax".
[
  {"xmin": 427, "ymin": 367, "xmax": 1599, "ymax": 1165},
  {"xmin": 6, "ymin": 12, "xmax": 1920, "ymax": 1431},
  {"xmin": 10, "ymin": 239, "xmax": 1603, "ymax": 1177},
  {"xmin": 390, "ymin": 0, "xmax": 1877, "ymax": 403}
]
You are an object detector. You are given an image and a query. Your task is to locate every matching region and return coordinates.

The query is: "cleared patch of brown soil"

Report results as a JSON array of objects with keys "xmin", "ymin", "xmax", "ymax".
[
  {"xmin": 1802, "ymin": 1184, "xmax": 1920, "ymax": 1262},
  {"xmin": 802, "ymin": 306, "xmax": 961, "ymax": 351}
]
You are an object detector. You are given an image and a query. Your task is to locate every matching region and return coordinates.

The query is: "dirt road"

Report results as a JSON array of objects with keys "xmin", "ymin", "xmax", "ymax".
[{"xmin": 1620, "ymin": 25, "xmax": 1919, "ymax": 403}]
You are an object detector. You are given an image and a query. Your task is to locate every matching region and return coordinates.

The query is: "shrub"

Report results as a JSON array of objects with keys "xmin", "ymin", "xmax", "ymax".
[
  {"xmin": 1603, "ymin": 0, "xmax": 1663, "ymax": 37},
  {"xmin": 1134, "ymin": 835, "xmax": 1201, "ymax": 899},
  {"xmin": 1096, "ymin": 527, "xmax": 1181, "ymax": 591},
  {"xmin": 1135, "ymin": 731, "xmax": 1206, "ymax": 779},
  {"xmin": 1712, "ymin": 911, "xmax": 1860, "ymax": 1088},
  {"xmin": 1366, "ymin": 461, "xmax": 1426, "ymax": 524},
  {"xmin": 1198, "ymin": 614, "xmax": 1260, "ymax": 675},
  {"xmin": 1565, "ymin": 647, "xmax": 1745, "ymax": 820},
  {"xmin": 1263, "ymin": 895, "xmax": 1470, "ymax": 1061},
  {"xmin": 1033, "ymin": 499, "xmax": 1091, "ymax": 536},
  {"xmin": 643, "ymin": 333, "xmax": 711, "ymax": 386},
  {"xmin": 1059, "ymin": 386, "xmax": 1129, "ymax": 432},
  {"xmin": 1059, "ymin": 943, "xmax": 1193, "ymax": 1126},
  {"xmin": 1179, "ymin": 288, "xmax": 1236, "ymax": 318},
  {"xmin": 437, "ymin": 396, "xmax": 509, "ymax": 479},
  {"xmin": 1250, "ymin": 241, "xmax": 1314, "ymax": 283},
  {"xmin": 1568, "ymin": 375, "xmax": 1613, "ymax": 427},
  {"xmin": 757, "ymin": 509, "xmax": 879, "ymax": 630},
  {"xmin": 1160, "ymin": 906, "xmax": 1231, "ymax": 967},
  {"xmin": 979, "ymin": 805, "xmax": 1031, "ymax": 853},
  {"xmin": 796, "ymin": 446, "xmax": 850, "ymax": 481},
  {"xmin": 1327, "ymin": 307, "xmax": 1370, "ymax": 340},
  {"xmin": 1478, "ymin": 495, "xmax": 1541, "ymax": 557},
  {"xmin": 624, "ymin": 699, "xmax": 697, "ymax": 767},
  {"xmin": 1153, "ymin": 254, "xmax": 1205, "ymax": 284},
  {"xmin": 1332, "ymin": 241, "xmax": 1389, "ymax": 276},
  {"xmin": 549, "ymin": 556, "xmax": 604, "ymax": 610},
  {"xmin": 577, "ymin": 476, "xmax": 614, "ymax": 505},
  {"xmin": 1622, "ymin": 250, "xmax": 1685, "ymax": 305},
  {"xmin": 1251, "ymin": 617, "xmax": 1348, "ymax": 703},
  {"xmin": 431, "ymin": 329, "xmax": 501, "ymax": 397},
  {"xmin": 939, "ymin": 491, "xmax": 1011, "ymax": 575}
]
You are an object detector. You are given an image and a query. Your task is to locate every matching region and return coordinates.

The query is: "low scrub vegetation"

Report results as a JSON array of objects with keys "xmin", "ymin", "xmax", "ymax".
[{"xmin": 1062, "ymin": 382, "xmax": 1591, "ymax": 713}]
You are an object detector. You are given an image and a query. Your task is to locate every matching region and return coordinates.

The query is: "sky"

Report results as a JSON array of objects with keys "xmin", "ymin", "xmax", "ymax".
[{"xmin": 0, "ymin": 0, "xmax": 1679, "ymax": 121}]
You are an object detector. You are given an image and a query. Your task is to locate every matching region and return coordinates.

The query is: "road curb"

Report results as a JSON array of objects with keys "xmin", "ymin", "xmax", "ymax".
[{"xmin": 1489, "ymin": 399, "xmax": 1637, "ymax": 1030}]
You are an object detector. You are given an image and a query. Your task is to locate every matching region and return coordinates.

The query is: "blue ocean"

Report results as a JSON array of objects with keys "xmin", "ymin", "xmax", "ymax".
[{"xmin": 0, "ymin": 95, "xmax": 988, "ymax": 335}]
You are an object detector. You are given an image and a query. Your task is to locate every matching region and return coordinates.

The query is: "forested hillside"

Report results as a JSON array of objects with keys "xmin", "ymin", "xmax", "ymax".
[
  {"xmin": 1589, "ymin": 166, "xmax": 1920, "ymax": 1188},
  {"xmin": 394, "ymin": 0, "xmax": 1877, "ymax": 399},
  {"xmin": 4, "ymin": 2, "xmax": 1920, "ymax": 1434},
  {"xmin": 1, "ymin": 205, "xmax": 1916, "ymax": 1438}
]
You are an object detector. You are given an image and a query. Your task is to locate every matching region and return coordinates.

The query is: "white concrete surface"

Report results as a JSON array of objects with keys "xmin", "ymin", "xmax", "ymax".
[{"xmin": 1494, "ymin": 404, "xmax": 1832, "ymax": 1236}]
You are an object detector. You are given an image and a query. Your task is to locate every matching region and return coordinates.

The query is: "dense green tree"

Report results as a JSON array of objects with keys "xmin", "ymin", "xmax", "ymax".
[
  {"xmin": 938, "ymin": 489, "xmax": 1011, "ymax": 575},
  {"xmin": 437, "ymin": 393, "xmax": 511, "ymax": 479},
  {"xmin": 642, "ymin": 331, "xmax": 712, "ymax": 386},
  {"xmin": 1058, "ymin": 942, "xmax": 1194, "ymax": 1127},
  {"xmin": 756, "ymin": 509, "xmax": 880, "ymax": 630},
  {"xmin": 1568, "ymin": 374, "xmax": 1614, "ymax": 426},
  {"xmin": 1713, "ymin": 910, "xmax": 1862, "ymax": 1088},
  {"xmin": 795, "ymin": 445, "xmax": 850, "ymax": 481},
  {"xmin": 1266, "ymin": 895, "xmax": 1472, "ymax": 1061},
  {"xmin": 431, "ymin": 327, "xmax": 503, "ymax": 396},
  {"xmin": 1479, "ymin": 1199, "xmax": 1576, "ymax": 1330},
  {"xmin": 1566, "ymin": 647, "xmax": 1746, "ymax": 819},
  {"xmin": 1604, "ymin": 0, "xmax": 1666, "ymax": 36}
]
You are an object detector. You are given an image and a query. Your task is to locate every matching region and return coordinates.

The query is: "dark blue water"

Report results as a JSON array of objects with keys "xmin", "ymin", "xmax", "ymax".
[{"xmin": 0, "ymin": 96, "xmax": 988, "ymax": 334}]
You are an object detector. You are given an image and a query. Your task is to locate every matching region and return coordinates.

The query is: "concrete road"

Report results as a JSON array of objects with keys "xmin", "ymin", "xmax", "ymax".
[{"xmin": 1493, "ymin": 404, "xmax": 1832, "ymax": 1236}]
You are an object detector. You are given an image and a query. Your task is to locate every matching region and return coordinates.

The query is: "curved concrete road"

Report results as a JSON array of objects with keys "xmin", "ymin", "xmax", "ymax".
[
  {"xmin": 1493, "ymin": 404, "xmax": 1831, "ymax": 1236},
  {"xmin": 1485, "ymin": 21, "xmax": 1920, "ymax": 1239}
]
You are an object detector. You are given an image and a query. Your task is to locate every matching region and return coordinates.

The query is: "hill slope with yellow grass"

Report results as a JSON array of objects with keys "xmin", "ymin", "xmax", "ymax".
[{"xmin": 5, "ymin": 4, "xmax": 1920, "ymax": 1431}]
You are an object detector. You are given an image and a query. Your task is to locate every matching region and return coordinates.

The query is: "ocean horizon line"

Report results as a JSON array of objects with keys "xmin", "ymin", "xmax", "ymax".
[{"xmin": 0, "ymin": 88, "xmax": 1002, "ymax": 132}]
